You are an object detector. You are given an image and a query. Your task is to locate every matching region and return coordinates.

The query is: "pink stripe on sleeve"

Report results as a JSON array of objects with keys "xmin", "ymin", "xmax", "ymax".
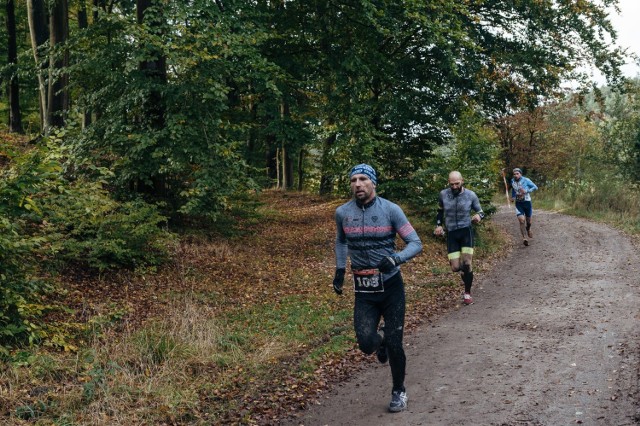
[{"xmin": 397, "ymin": 222, "xmax": 415, "ymax": 238}]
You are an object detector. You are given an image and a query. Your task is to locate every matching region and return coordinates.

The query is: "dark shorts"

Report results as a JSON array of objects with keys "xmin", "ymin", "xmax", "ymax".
[
  {"xmin": 446, "ymin": 227, "xmax": 474, "ymax": 257},
  {"xmin": 515, "ymin": 200, "xmax": 533, "ymax": 218}
]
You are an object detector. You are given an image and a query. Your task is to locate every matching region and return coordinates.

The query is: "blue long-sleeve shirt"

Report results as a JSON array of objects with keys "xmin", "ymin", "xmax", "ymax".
[
  {"xmin": 511, "ymin": 176, "xmax": 538, "ymax": 201},
  {"xmin": 335, "ymin": 196, "xmax": 422, "ymax": 280}
]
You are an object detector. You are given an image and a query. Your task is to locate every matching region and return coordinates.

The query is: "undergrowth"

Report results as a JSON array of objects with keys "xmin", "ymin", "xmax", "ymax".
[
  {"xmin": 0, "ymin": 191, "xmax": 506, "ymax": 425},
  {"xmin": 535, "ymin": 182, "xmax": 640, "ymax": 235}
]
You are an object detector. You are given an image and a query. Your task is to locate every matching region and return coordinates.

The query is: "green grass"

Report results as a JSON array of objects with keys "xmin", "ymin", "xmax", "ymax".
[
  {"xmin": 0, "ymin": 293, "xmax": 356, "ymax": 424},
  {"xmin": 535, "ymin": 184, "xmax": 640, "ymax": 235}
]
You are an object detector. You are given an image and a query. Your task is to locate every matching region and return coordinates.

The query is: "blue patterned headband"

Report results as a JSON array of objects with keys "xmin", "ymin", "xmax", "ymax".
[{"xmin": 349, "ymin": 164, "xmax": 377, "ymax": 185}]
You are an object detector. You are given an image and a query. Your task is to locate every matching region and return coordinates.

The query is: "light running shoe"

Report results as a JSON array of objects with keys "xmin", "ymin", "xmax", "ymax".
[
  {"xmin": 527, "ymin": 228, "xmax": 533, "ymax": 238},
  {"xmin": 463, "ymin": 293, "xmax": 473, "ymax": 305},
  {"xmin": 389, "ymin": 390, "xmax": 408, "ymax": 412}
]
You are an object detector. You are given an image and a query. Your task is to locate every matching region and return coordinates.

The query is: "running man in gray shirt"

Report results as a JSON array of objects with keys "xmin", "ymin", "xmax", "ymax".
[
  {"xmin": 333, "ymin": 163, "xmax": 422, "ymax": 413},
  {"xmin": 434, "ymin": 171, "xmax": 485, "ymax": 305}
]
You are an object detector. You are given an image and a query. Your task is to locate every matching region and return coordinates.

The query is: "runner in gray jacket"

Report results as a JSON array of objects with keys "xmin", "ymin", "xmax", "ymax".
[
  {"xmin": 434, "ymin": 171, "xmax": 485, "ymax": 305},
  {"xmin": 333, "ymin": 163, "xmax": 422, "ymax": 413}
]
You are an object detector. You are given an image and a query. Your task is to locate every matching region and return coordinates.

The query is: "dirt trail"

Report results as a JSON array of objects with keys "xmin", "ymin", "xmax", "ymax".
[{"xmin": 283, "ymin": 207, "xmax": 640, "ymax": 425}]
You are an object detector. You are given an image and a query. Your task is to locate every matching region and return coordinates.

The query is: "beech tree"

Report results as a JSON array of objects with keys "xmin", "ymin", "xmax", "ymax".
[
  {"xmin": 5, "ymin": 0, "xmax": 22, "ymax": 133},
  {"xmin": 7, "ymin": 0, "xmax": 631, "ymax": 218},
  {"xmin": 47, "ymin": 0, "xmax": 68, "ymax": 128},
  {"xmin": 596, "ymin": 82, "xmax": 640, "ymax": 183},
  {"xmin": 253, "ymin": 0, "xmax": 626, "ymax": 194},
  {"xmin": 26, "ymin": 0, "xmax": 48, "ymax": 130}
]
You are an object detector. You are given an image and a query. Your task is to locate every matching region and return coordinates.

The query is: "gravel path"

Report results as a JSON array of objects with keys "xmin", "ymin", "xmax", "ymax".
[{"xmin": 283, "ymin": 207, "xmax": 640, "ymax": 425}]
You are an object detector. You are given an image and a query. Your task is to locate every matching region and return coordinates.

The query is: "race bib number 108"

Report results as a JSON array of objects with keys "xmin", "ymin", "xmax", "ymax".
[{"xmin": 353, "ymin": 272, "xmax": 384, "ymax": 293}]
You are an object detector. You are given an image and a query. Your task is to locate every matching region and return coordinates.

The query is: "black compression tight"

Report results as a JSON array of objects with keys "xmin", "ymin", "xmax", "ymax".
[{"xmin": 353, "ymin": 272, "xmax": 406, "ymax": 392}]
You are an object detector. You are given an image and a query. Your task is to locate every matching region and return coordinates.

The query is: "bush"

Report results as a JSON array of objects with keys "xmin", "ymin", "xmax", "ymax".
[
  {"xmin": 0, "ymin": 216, "xmax": 50, "ymax": 354},
  {"xmin": 43, "ymin": 184, "xmax": 172, "ymax": 271},
  {"xmin": 0, "ymin": 138, "xmax": 173, "ymax": 350}
]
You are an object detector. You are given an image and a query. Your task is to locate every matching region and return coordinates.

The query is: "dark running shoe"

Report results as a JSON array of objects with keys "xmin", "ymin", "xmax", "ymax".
[
  {"xmin": 523, "ymin": 238, "xmax": 529, "ymax": 246},
  {"xmin": 376, "ymin": 328, "xmax": 388, "ymax": 364},
  {"xmin": 389, "ymin": 390, "xmax": 408, "ymax": 412}
]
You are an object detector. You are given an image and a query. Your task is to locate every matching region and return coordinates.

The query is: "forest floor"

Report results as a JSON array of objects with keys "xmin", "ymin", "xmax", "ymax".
[
  {"xmin": 281, "ymin": 205, "xmax": 640, "ymax": 425},
  {"xmin": 4, "ymin": 191, "xmax": 489, "ymax": 425},
  {"xmin": 3, "ymin": 191, "xmax": 640, "ymax": 425}
]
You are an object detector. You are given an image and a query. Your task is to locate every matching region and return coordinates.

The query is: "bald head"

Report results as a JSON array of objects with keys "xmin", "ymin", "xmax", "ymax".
[
  {"xmin": 448, "ymin": 171, "xmax": 464, "ymax": 194},
  {"xmin": 448, "ymin": 171, "xmax": 463, "ymax": 182}
]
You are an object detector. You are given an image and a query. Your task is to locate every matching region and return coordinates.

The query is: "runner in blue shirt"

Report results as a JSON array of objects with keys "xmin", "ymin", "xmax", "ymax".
[
  {"xmin": 333, "ymin": 163, "xmax": 422, "ymax": 413},
  {"xmin": 510, "ymin": 168, "xmax": 538, "ymax": 246}
]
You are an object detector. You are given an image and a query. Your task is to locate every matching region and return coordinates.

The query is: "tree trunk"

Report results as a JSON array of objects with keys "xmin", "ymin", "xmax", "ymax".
[
  {"xmin": 26, "ymin": 0, "xmax": 49, "ymax": 132},
  {"xmin": 77, "ymin": 0, "xmax": 91, "ymax": 128},
  {"xmin": 297, "ymin": 148, "xmax": 304, "ymax": 191},
  {"xmin": 5, "ymin": 0, "xmax": 23, "ymax": 133},
  {"xmin": 48, "ymin": 0, "xmax": 69, "ymax": 129},
  {"xmin": 279, "ymin": 101, "xmax": 286, "ymax": 190},
  {"xmin": 137, "ymin": 0, "xmax": 166, "ymax": 130},
  {"xmin": 92, "ymin": 0, "xmax": 100, "ymax": 22},
  {"xmin": 319, "ymin": 132, "xmax": 336, "ymax": 195},
  {"xmin": 275, "ymin": 147, "xmax": 281, "ymax": 189},
  {"xmin": 281, "ymin": 144, "xmax": 287, "ymax": 190},
  {"xmin": 136, "ymin": 0, "xmax": 167, "ymax": 196}
]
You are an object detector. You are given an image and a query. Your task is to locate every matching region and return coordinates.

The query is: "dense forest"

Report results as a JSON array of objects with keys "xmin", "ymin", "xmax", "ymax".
[
  {"xmin": 0, "ymin": 0, "xmax": 640, "ymax": 424},
  {"xmin": 1, "ymin": 1, "xmax": 640, "ymax": 422}
]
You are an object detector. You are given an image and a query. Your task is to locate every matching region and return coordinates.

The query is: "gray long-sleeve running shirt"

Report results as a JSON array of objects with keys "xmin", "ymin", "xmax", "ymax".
[
  {"xmin": 335, "ymin": 196, "xmax": 422, "ymax": 280},
  {"xmin": 437, "ymin": 188, "xmax": 484, "ymax": 232}
]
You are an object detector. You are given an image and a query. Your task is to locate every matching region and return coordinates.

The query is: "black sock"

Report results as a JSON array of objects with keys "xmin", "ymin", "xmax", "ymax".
[{"xmin": 462, "ymin": 271, "xmax": 473, "ymax": 293}]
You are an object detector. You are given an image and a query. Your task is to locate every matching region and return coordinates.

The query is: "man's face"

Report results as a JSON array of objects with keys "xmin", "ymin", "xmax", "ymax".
[
  {"xmin": 350, "ymin": 174, "xmax": 376, "ymax": 203},
  {"xmin": 449, "ymin": 176, "xmax": 463, "ymax": 195},
  {"xmin": 513, "ymin": 171, "xmax": 522, "ymax": 181}
]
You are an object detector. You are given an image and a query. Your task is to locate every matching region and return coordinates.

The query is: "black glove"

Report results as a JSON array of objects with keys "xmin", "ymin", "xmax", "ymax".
[
  {"xmin": 333, "ymin": 268, "xmax": 346, "ymax": 295},
  {"xmin": 377, "ymin": 256, "xmax": 399, "ymax": 274}
]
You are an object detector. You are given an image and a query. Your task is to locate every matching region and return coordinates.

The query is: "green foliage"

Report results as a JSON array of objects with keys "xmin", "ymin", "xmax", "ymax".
[
  {"xmin": 387, "ymin": 110, "xmax": 500, "ymax": 217},
  {"xmin": 2, "ymin": 138, "xmax": 172, "ymax": 272},
  {"xmin": 132, "ymin": 328, "xmax": 182, "ymax": 366},
  {"xmin": 65, "ymin": 2, "xmax": 267, "ymax": 220},
  {"xmin": 54, "ymin": 0, "xmax": 626, "ymax": 207},
  {"xmin": 595, "ymin": 83, "xmax": 640, "ymax": 183},
  {"xmin": 516, "ymin": 81, "xmax": 640, "ymax": 235},
  {"xmin": 0, "ymin": 142, "xmax": 59, "ymax": 352},
  {"xmin": 0, "ymin": 138, "xmax": 172, "ymax": 350},
  {"xmin": 539, "ymin": 179, "xmax": 640, "ymax": 234},
  {"xmin": 0, "ymin": 215, "xmax": 48, "ymax": 353},
  {"xmin": 15, "ymin": 401, "xmax": 48, "ymax": 420},
  {"xmin": 46, "ymin": 193, "xmax": 171, "ymax": 271}
]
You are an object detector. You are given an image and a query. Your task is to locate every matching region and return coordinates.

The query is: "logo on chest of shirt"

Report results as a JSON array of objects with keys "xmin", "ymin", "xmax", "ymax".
[{"xmin": 372, "ymin": 216, "xmax": 378, "ymax": 222}]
